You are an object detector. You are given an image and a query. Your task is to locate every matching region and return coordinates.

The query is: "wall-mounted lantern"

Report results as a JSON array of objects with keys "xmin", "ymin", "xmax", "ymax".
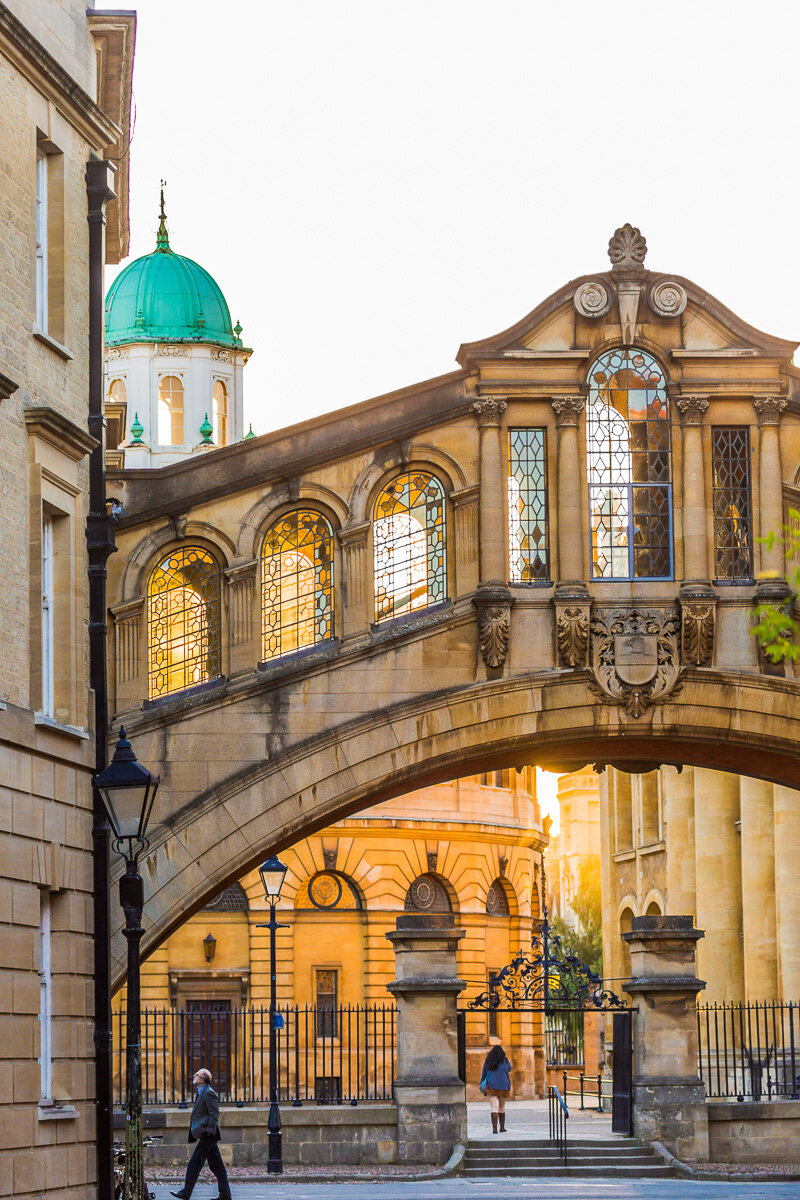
[{"xmin": 203, "ymin": 932, "xmax": 217, "ymax": 963}]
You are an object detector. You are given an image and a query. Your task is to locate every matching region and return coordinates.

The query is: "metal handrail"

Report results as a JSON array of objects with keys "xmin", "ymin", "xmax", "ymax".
[{"xmin": 548, "ymin": 1084, "xmax": 569, "ymax": 1166}]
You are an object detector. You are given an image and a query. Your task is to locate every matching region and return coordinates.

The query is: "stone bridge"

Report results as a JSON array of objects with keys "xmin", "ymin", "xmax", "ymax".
[{"xmin": 106, "ymin": 225, "xmax": 800, "ymax": 986}]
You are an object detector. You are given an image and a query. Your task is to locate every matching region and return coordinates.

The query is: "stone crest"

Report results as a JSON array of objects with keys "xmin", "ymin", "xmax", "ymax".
[
  {"xmin": 574, "ymin": 280, "xmax": 613, "ymax": 319},
  {"xmin": 608, "ymin": 223, "xmax": 647, "ymax": 271},
  {"xmin": 589, "ymin": 608, "xmax": 682, "ymax": 718}
]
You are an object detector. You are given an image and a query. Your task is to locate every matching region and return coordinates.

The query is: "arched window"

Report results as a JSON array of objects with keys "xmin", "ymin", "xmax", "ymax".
[
  {"xmin": 261, "ymin": 510, "xmax": 333, "ymax": 662},
  {"xmin": 108, "ymin": 377, "xmax": 126, "ymax": 405},
  {"xmin": 373, "ymin": 471, "xmax": 446, "ymax": 622},
  {"xmin": 157, "ymin": 375, "xmax": 184, "ymax": 445},
  {"xmin": 295, "ymin": 872, "xmax": 362, "ymax": 910},
  {"xmin": 203, "ymin": 883, "xmax": 249, "ymax": 911},
  {"xmin": 404, "ymin": 873, "xmax": 452, "ymax": 913},
  {"xmin": 213, "ymin": 380, "xmax": 228, "ymax": 447},
  {"xmin": 147, "ymin": 546, "xmax": 221, "ymax": 698},
  {"xmin": 586, "ymin": 348, "xmax": 672, "ymax": 580},
  {"xmin": 486, "ymin": 879, "xmax": 510, "ymax": 916}
]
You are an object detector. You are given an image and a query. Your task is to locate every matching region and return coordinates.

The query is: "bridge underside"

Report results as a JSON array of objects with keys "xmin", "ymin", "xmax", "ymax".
[{"xmin": 114, "ymin": 667, "xmax": 800, "ymax": 989}]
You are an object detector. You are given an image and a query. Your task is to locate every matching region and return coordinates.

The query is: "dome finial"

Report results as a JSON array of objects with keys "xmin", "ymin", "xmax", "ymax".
[{"xmin": 156, "ymin": 179, "xmax": 170, "ymax": 251}]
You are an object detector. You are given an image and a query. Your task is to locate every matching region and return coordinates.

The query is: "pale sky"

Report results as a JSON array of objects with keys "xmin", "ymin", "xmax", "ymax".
[{"xmin": 102, "ymin": 0, "xmax": 800, "ymax": 436}]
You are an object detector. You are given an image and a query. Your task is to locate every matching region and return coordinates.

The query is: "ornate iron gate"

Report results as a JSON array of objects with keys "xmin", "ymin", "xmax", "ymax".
[{"xmin": 465, "ymin": 900, "xmax": 634, "ymax": 1134}]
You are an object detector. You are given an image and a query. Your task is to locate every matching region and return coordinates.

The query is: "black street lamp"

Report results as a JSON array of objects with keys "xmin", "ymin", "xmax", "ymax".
[
  {"xmin": 94, "ymin": 727, "xmax": 160, "ymax": 1200},
  {"xmin": 257, "ymin": 856, "xmax": 289, "ymax": 1174}
]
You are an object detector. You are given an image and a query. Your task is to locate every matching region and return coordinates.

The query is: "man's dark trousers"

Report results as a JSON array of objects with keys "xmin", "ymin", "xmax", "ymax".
[{"xmin": 183, "ymin": 1134, "xmax": 231, "ymax": 1199}]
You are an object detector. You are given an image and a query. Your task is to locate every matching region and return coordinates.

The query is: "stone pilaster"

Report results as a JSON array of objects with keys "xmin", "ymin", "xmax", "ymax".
[
  {"xmin": 337, "ymin": 521, "xmax": 370, "ymax": 640},
  {"xmin": 451, "ymin": 485, "xmax": 480, "ymax": 597},
  {"xmin": 224, "ymin": 559, "xmax": 258, "ymax": 676},
  {"xmin": 111, "ymin": 597, "xmax": 145, "ymax": 712},
  {"xmin": 739, "ymin": 778, "xmax": 778, "ymax": 1000},
  {"xmin": 472, "ymin": 396, "xmax": 507, "ymax": 585},
  {"xmin": 676, "ymin": 395, "xmax": 709, "ymax": 583},
  {"xmin": 623, "ymin": 915, "xmax": 709, "ymax": 1161},
  {"xmin": 693, "ymin": 769, "xmax": 743, "ymax": 1001},
  {"xmin": 774, "ymin": 785, "xmax": 800, "ymax": 998},
  {"xmin": 551, "ymin": 396, "xmax": 585, "ymax": 584},
  {"xmin": 386, "ymin": 914, "xmax": 466, "ymax": 1164},
  {"xmin": 752, "ymin": 395, "xmax": 787, "ymax": 579}
]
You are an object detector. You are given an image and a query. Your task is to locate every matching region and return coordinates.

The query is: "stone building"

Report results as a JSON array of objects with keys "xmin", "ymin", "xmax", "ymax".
[{"xmin": 0, "ymin": 3, "xmax": 134, "ymax": 1198}]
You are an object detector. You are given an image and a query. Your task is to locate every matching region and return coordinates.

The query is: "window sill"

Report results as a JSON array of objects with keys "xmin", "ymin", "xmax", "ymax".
[
  {"xmin": 371, "ymin": 600, "xmax": 452, "ymax": 639},
  {"xmin": 33, "ymin": 326, "xmax": 73, "ymax": 360},
  {"xmin": 143, "ymin": 676, "xmax": 226, "ymax": 710},
  {"xmin": 38, "ymin": 1102, "xmax": 79, "ymax": 1121},
  {"xmin": 258, "ymin": 639, "xmax": 340, "ymax": 675},
  {"xmin": 612, "ymin": 849, "xmax": 636, "ymax": 862},
  {"xmin": 639, "ymin": 841, "xmax": 665, "ymax": 856},
  {"xmin": 34, "ymin": 713, "xmax": 90, "ymax": 740}
]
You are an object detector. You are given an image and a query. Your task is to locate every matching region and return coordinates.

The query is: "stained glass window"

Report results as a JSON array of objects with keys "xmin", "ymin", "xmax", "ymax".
[
  {"xmin": 261, "ymin": 510, "xmax": 333, "ymax": 662},
  {"xmin": 508, "ymin": 428, "xmax": 550, "ymax": 583},
  {"xmin": 157, "ymin": 375, "xmax": 184, "ymax": 445},
  {"xmin": 373, "ymin": 471, "xmax": 446, "ymax": 622},
  {"xmin": 147, "ymin": 546, "xmax": 221, "ymax": 698},
  {"xmin": 712, "ymin": 427, "xmax": 753, "ymax": 582},
  {"xmin": 586, "ymin": 348, "xmax": 672, "ymax": 580}
]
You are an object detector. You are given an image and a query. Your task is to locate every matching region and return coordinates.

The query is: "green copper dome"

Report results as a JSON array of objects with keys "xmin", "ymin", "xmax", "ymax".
[{"xmin": 105, "ymin": 190, "xmax": 242, "ymax": 349}]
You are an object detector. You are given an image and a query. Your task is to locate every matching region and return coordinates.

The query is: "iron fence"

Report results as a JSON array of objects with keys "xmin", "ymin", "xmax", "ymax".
[
  {"xmin": 545, "ymin": 1010, "xmax": 585, "ymax": 1066},
  {"xmin": 697, "ymin": 1001, "xmax": 800, "ymax": 1100},
  {"xmin": 113, "ymin": 1003, "xmax": 396, "ymax": 1107}
]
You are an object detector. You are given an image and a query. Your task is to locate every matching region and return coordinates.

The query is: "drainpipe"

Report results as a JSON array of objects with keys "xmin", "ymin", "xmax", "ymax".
[{"xmin": 86, "ymin": 158, "xmax": 118, "ymax": 1200}]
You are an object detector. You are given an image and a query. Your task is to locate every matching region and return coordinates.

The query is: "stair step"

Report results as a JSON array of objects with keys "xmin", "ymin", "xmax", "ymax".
[
  {"xmin": 462, "ymin": 1165, "xmax": 676, "ymax": 1178},
  {"xmin": 465, "ymin": 1150, "xmax": 662, "ymax": 1163}
]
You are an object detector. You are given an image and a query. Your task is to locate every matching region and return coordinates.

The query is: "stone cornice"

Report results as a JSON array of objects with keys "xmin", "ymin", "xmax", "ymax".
[
  {"xmin": 0, "ymin": 4, "xmax": 121, "ymax": 150},
  {"xmin": 24, "ymin": 406, "xmax": 99, "ymax": 460},
  {"xmin": 0, "ymin": 369, "xmax": 18, "ymax": 400}
]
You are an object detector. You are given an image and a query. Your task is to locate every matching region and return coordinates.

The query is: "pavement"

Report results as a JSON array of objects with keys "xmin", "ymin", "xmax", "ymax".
[{"xmin": 150, "ymin": 1183, "xmax": 800, "ymax": 1198}]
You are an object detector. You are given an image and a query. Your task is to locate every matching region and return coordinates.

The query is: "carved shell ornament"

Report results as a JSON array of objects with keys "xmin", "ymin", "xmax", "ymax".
[
  {"xmin": 648, "ymin": 278, "xmax": 688, "ymax": 319},
  {"xmin": 608, "ymin": 223, "xmax": 647, "ymax": 269},
  {"xmin": 557, "ymin": 606, "xmax": 590, "ymax": 668},
  {"xmin": 574, "ymin": 280, "xmax": 613, "ymax": 319},
  {"xmin": 477, "ymin": 604, "xmax": 511, "ymax": 670}
]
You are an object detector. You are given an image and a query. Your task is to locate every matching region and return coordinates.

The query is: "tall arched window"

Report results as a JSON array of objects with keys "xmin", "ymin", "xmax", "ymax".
[
  {"xmin": 108, "ymin": 377, "xmax": 126, "ymax": 405},
  {"xmin": 586, "ymin": 348, "xmax": 672, "ymax": 580},
  {"xmin": 157, "ymin": 375, "xmax": 184, "ymax": 445},
  {"xmin": 147, "ymin": 546, "xmax": 221, "ymax": 698},
  {"xmin": 373, "ymin": 471, "xmax": 446, "ymax": 622},
  {"xmin": 213, "ymin": 380, "xmax": 228, "ymax": 447},
  {"xmin": 261, "ymin": 510, "xmax": 333, "ymax": 662}
]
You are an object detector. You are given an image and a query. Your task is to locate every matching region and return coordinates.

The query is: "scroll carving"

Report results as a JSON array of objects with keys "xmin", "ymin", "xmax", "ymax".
[
  {"xmin": 677, "ymin": 396, "xmax": 709, "ymax": 425},
  {"xmin": 557, "ymin": 606, "xmax": 590, "ymax": 668},
  {"xmin": 588, "ymin": 607, "xmax": 683, "ymax": 718},
  {"xmin": 647, "ymin": 277, "xmax": 688, "ymax": 318},
  {"xmin": 574, "ymin": 280, "xmax": 613, "ymax": 319}
]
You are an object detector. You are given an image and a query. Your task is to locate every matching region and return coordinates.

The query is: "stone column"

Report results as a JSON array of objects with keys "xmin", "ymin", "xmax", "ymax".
[
  {"xmin": 471, "ymin": 398, "xmax": 514, "ymax": 669},
  {"xmin": 693, "ymin": 769, "xmax": 743, "ymax": 1001},
  {"xmin": 623, "ymin": 915, "xmax": 709, "ymax": 1161},
  {"xmin": 753, "ymin": 396, "xmax": 787, "ymax": 579},
  {"xmin": 337, "ymin": 521, "xmax": 370, "ymax": 641},
  {"xmin": 675, "ymin": 396, "xmax": 709, "ymax": 582},
  {"xmin": 551, "ymin": 396, "xmax": 585, "ymax": 584},
  {"xmin": 774, "ymin": 785, "xmax": 800, "ymax": 998},
  {"xmin": 224, "ymin": 559, "xmax": 258, "ymax": 677},
  {"xmin": 739, "ymin": 778, "xmax": 778, "ymax": 1000},
  {"xmin": 663, "ymin": 766, "xmax": 697, "ymax": 917},
  {"xmin": 386, "ymin": 914, "xmax": 467, "ymax": 1164}
]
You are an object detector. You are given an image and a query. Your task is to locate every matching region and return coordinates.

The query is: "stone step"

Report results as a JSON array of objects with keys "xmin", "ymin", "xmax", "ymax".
[
  {"xmin": 465, "ymin": 1149, "xmax": 663, "ymax": 1163},
  {"xmin": 467, "ymin": 1137, "xmax": 645, "ymax": 1150},
  {"xmin": 462, "ymin": 1164, "xmax": 676, "ymax": 1178},
  {"xmin": 465, "ymin": 1154, "xmax": 666, "ymax": 1168}
]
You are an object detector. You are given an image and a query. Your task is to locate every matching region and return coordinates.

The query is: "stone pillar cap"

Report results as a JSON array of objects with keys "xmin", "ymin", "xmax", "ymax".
[{"xmin": 623, "ymin": 915, "xmax": 704, "ymax": 942}]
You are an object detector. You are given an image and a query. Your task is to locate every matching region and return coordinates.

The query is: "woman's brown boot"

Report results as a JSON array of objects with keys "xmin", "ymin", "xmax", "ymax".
[
  {"xmin": 491, "ymin": 1113, "xmax": 498, "ymax": 1134},
  {"xmin": 499, "ymin": 1113, "xmax": 506, "ymax": 1133}
]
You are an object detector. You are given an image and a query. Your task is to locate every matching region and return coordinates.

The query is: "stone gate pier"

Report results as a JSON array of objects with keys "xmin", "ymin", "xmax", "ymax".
[
  {"xmin": 386, "ymin": 914, "xmax": 467, "ymax": 1163},
  {"xmin": 623, "ymin": 915, "xmax": 709, "ymax": 1160}
]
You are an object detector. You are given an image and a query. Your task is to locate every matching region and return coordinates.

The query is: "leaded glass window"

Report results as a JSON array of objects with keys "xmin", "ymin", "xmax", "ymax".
[
  {"xmin": 712, "ymin": 427, "xmax": 753, "ymax": 582},
  {"xmin": 508, "ymin": 428, "xmax": 549, "ymax": 583},
  {"xmin": 586, "ymin": 348, "xmax": 672, "ymax": 580},
  {"xmin": 373, "ymin": 471, "xmax": 446, "ymax": 622},
  {"xmin": 147, "ymin": 546, "xmax": 221, "ymax": 698},
  {"xmin": 261, "ymin": 510, "xmax": 333, "ymax": 662}
]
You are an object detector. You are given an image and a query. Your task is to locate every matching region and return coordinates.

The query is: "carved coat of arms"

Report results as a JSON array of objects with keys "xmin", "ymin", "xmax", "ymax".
[{"xmin": 588, "ymin": 608, "xmax": 682, "ymax": 718}]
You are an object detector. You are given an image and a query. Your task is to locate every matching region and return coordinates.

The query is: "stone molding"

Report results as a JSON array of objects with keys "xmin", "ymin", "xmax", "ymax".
[
  {"xmin": 551, "ymin": 395, "xmax": 585, "ymax": 427},
  {"xmin": 471, "ymin": 397, "xmax": 507, "ymax": 427},
  {"xmin": 752, "ymin": 395, "xmax": 786, "ymax": 425},
  {"xmin": 676, "ymin": 396, "xmax": 709, "ymax": 425},
  {"xmin": 24, "ymin": 405, "xmax": 100, "ymax": 461}
]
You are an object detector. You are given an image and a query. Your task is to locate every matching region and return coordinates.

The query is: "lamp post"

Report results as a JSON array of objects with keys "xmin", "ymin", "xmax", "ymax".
[
  {"xmin": 94, "ymin": 727, "xmax": 160, "ymax": 1200},
  {"xmin": 257, "ymin": 855, "xmax": 289, "ymax": 1174}
]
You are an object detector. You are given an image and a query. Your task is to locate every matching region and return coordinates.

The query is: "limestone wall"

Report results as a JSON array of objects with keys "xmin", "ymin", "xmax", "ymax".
[{"xmin": 707, "ymin": 1101, "xmax": 800, "ymax": 1164}]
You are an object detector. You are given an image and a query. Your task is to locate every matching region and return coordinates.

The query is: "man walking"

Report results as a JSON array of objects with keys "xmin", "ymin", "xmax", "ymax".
[{"xmin": 171, "ymin": 1068, "xmax": 232, "ymax": 1200}]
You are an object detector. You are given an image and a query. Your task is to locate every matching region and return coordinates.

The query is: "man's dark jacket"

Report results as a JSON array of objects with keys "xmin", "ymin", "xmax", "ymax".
[{"xmin": 188, "ymin": 1085, "xmax": 222, "ymax": 1143}]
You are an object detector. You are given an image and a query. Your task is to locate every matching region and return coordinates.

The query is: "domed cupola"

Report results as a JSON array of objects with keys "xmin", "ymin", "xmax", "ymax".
[{"xmin": 104, "ymin": 186, "xmax": 251, "ymax": 470}]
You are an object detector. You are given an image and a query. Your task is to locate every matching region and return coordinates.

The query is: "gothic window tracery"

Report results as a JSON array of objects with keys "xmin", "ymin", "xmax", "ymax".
[
  {"xmin": 586, "ymin": 348, "xmax": 672, "ymax": 580},
  {"xmin": 373, "ymin": 471, "xmax": 446, "ymax": 622},
  {"xmin": 147, "ymin": 546, "xmax": 221, "ymax": 698},
  {"xmin": 261, "ymin": 510, "xmax": 333, "ymax": 662},
  {"xmin": 157, "ymin": 375, "xmax": 184, "ymax": 445}
]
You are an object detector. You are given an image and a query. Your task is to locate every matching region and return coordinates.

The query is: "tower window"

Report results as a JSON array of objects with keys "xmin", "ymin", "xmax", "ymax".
[
  {"xmin": 373, "ymin": 471, "xmax": 446, "ymax": 622},
  {"xmin": 508, "ymin": 429, "xmax": 550, "ymax": 583},
  {"xmin": 712, "ymin": 427, "xmax": 753, "ymax": 582},
  {"xmin": 586, "ymin": 348, "xmax": 672, "ymax": 580},
  {"xmin": 213, "ymin": 380, "xmax": 229, "ymax": 447},
  {"xmin": 157, "ymin": 375, "xmax": 184, "ymax": 445}
]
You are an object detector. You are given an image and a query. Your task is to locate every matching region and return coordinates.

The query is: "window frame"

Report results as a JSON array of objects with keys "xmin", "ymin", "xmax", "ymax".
[
  {"xmin": 508, "ymin": 427, "xmax": 551, "ymax": 585},
  {"xmin": 146, "ymin": 545, "xmax": 222, "ymax": 700},
  {"xmin": 35, "ymin": 146, "xmax": 48, "ymax": 333},
  {"xmin": 41, "ymin": 514, "xmax": 55, "ymax": 718},
  {"xmin": 157, "ymin": 374, "xmax": 185, "ymax": 446},
  {"xmin": 213, "ymin": 379, "xmax": 229, "ymax": 447},
  {"xmin": 260, "ymin": 509, "xmax": 335, "ymax": 664},
  {"xmin": 39, "ymin": 891, "xmax": 53, "ymax": 1101},
  {"xmin": 711, "ymin": 425, "xmax": 754, "ymax": 585},
  {"xmin": 315, "ymin": 967, "xmax": 339, "ymax": 1039},
  {"xmin": 372, "ymin": 469, "xmax": 447, "ymax": 624}
]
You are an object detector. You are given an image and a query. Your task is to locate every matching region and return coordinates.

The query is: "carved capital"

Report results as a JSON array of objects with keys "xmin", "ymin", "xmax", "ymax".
[
  {"xmin": 472, "ymin": 397, "xmax": 507, "ymax": 427},
  {"xmin": 473, "ymin": 583, "xmax": 515, "ymax": 669},
  {"xmin": 752, "ymin": 395, "xmax": 786, "ymax": 426},
  {"xmin": 676, "ymin": 396, "xmax": 709, "ymax": 425},
  {"xmin": 551, "ymin": 396, "xmax": 585, "ymax": 427}
]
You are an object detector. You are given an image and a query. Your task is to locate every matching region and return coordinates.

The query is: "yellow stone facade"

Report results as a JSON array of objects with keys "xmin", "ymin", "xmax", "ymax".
[
  {"xmin": 0, "ymin": 4, "xmax": 133, "ymax": 1197},
  {"xmin": 114, "ymin": 771, "xmax": 549, "ymax": 1099}
]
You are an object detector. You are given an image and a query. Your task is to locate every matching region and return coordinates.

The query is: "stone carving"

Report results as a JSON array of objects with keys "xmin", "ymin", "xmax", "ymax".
[
  {"xmin": 557, "ymin": 606, "xmax": 590, "ymax": 668},
  {"xmin": 426, "ymin": 849, "xmax": 438, "ymax": 874},
  {"xmin": 681, "ymin": 603, "xmax": 715, "ymax": 667},
  {"xmin": 588, "ymin": 608, "xmax": 682, "ymax": 718},
  {"xmin": 551, "ymin": 396, "xmax": 585, "ymax": 427},
  {"xmin": 472, "ymin": 397, "xmax": 507, "ymax": 426},
  {"xmin": 752, "ymin": 395, "xmax": 786, "ymax": 425},
  {"xmin": 212, "ymin": 349, "xmax": 233, "ymax": 362},
  {"xmin": 158, "ymin": 345, "xmax": 186, "ymax": 357},
  {"xmin": 608, "ymin": 223, "xmax": 647, "ymax": 270},
  {"xmin": 677, "ymin": 395, "xmax": 709, "ymax": 424},
  {"xmin": 574, "ymin": 280, "xmax": 613, "ymax": 319},
  {"xmin": 323, "ymin": 847, "xmax": 337, "ymax": 871},
  {"xmin": 648, "ymin": 277, "xmax": 688, "ymax": 318},
  {"xmin": 473, "ymin": 583, "xmax": 514, "ymax": 669},
  {"xmin": 498, "ymin": 855, "xmax": 508, "ymax": 876}
]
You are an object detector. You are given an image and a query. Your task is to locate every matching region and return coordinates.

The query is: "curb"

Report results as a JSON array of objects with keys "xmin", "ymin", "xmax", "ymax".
[{"xmin": 651, "ymin": 1141, "xmax": 800, "ymax": 1184}]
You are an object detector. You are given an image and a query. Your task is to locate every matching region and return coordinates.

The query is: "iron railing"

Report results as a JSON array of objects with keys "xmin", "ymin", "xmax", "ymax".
[
  {"xmin": 546, "ymin": 1010, "xmax": 585, "ymax": 1066},
  {"xmin": 548, "ymin": 1084, "xmax": 569, "ymax": 1165},
  {"xmin": 113, "ymin": 1004, "xmax": 396, "ymax": 1107},
  {"xmin": 697, "ymin": 1001, "xmax": 800, "ymax": 1100}
]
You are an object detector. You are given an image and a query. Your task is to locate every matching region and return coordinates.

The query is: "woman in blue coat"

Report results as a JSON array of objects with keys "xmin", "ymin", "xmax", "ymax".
[{"xmin": 480, "ymin": 1043, "xmax": 512, "ymax": 1132}]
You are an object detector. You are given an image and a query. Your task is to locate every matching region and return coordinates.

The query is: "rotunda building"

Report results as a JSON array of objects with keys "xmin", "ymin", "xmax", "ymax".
[{"xmin": 103, "ymin": 190, "xmax": 251, "ymax": 467}]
